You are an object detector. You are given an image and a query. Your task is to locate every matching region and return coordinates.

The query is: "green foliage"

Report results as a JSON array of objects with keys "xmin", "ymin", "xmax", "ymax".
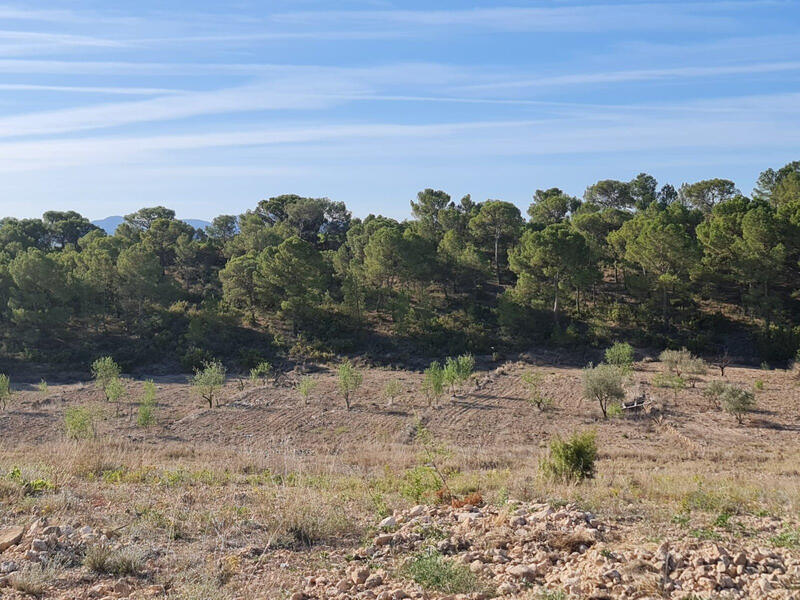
[
  {"xmin": 192, "ymin": 361, "xmax": 226, "ymax": 408},
  {"xmin": 137, "ymin": 380, "xmax": 157, "ymax": 427},
  {"xmin": 604, "ymin": 342, "xmax": 634, "ymax": 370},
  {"xmin": 336, "ymin": 359, "xmax": 362, "ymax": 410},
  {"xmin": 443, "ymin": 353, "xmax": 474, "ymax": 396},
  {"xmin": 540, "ymin": 430, "xmax": 597, "ymax": 483},
  {"xmin": 521, "ymin": 370, "xmax": 553, "ymax": 410},
  {"xmin": 652, "ymin": 373, "xmax": 686, "ymax": 398},
  {"xmin": 0, "ymin": 373, "xmax": 10, "ymax": 410},
  {"xmin": 401, "ymin": 549, "xmax": 486, "ymax": 594},
  {"xmin": 64, "ymin": 406, "xmax": 95, "ymax": 440},
  {"xmin": 249, "ymin": 361, "xmax": 272, "ymax": 383},
  {"xmin": 659, "ymin": 348, "xmax": 692, "ymax": 376},
  {"xmin": 582, "ymin": 363, "xmax": 626, "ymax": 418},
  {"xmin": 91, "ymin": 356, "xmax": 121, "ymax": 399},
  {"xmin": 754, "ymin": 379, "xmax": 765, "ymax": 391},
  {"xmin": 382, "ymin": 379, "xmax": 403, "ymax": 406},
  {"xmin": 37, "ymin": 379, "xmax": 48, "ymax": 396},
  {"xmin": 1, "ymin": 164, "xmax": 799, "ymax": 370},
  {"xmin": 297, "ymin": 376, "xmax": 317, "ymax": 405},
  {"xmin": 719, "ymin": 385, "xmax": 756, "ymax": 424},
  {"xmin": 423, "ymin": 361, "xmax": 446, "ymax": 407},
  {"xmin": 105, "ymin": 377, "xmax": 125, "ymax": 413}
]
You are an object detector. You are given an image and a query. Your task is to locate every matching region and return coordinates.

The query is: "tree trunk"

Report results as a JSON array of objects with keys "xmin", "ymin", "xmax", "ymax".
[
  {"xmin": 553, "ymin": 274, "xmax": 560, "ymax": 322},
  {"xmin": 494, "ymin": 235, "xmax": 501, "ymax": 286}
]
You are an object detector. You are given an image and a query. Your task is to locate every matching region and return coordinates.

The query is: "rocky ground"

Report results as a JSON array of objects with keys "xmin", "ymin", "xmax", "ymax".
[
  {"xmin": 292, "ymin": 503, "xmax": 800, "ymax": 600},
  {"xmin": 3, "ymin": 501, "xmax": 796, "ymax": 599}
]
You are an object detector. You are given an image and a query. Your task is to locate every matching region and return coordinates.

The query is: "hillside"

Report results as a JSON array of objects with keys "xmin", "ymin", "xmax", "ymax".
[{"xmin": 0, "ymin": 357, "xmax": 798, "ymax": 598}]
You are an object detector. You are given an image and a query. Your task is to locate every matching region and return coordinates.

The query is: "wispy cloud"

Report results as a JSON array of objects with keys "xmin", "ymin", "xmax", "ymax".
[
  {"xmin": 271, "ymin": 2, "xmax": 774, "ymax": 33},
  {"xmin": 0, "ymin": 83, "xmax": 182, "ymax": 95},
  {"xmin": 461, "ymin": 61, "xmax": 800, "ymax": 91}
]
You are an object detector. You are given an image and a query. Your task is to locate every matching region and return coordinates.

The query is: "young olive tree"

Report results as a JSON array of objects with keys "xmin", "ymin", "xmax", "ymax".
[
  {"xmin": 137, "ymin": 379, "xmax": 157, "ymax": 427},
  {"xmin": 91, "ymin": 356, "xmax": 122, "ymax": 401},
  {"xmin": 423, "ymin": 361, "xmax": 445, "ymax": 408},
  {"xmin": 337, "ymin": 360, "xmax": 362, "ymax": 410},
  {"xmin": 720, "ymin": 384, "xmax": 756, "ymax": 424},
  {"xmin": 382, "ymin": 379, "xmax": 402, "ymax": 407},
  {"xmin": 297, "ymin": 376, "xmax": 317, "ymax": 406},
  {"xmin": 582, "ymin": 363, "xmax": 626, "ymax": 419},
  {"xmin": 659, "ymin": 348, "xmax": 692, "ymax": 377},
  {"xmin": 192, "ymin": 361, "xmax": 226, "ymax": 408},
  {"xmin": 0, "ymin": 374, "xmax": 11, "ymax": 410},
  {"xmin": 521, "ymin": 370, "xmax": 552, "ymax": 410},
  {"xmin": 443, "ymin": 354, "xmax": 474, "ymax": 398}
]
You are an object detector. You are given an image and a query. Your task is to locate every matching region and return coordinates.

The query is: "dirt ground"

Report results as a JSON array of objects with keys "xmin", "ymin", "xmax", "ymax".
[{"xmin": 0, "ymin": 356, "xmax": 799, "ymax": 598}]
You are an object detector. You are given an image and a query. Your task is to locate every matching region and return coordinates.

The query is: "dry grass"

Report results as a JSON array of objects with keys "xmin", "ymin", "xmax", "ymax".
[{"xmin": 0, "ymin": 359, "xmax": 798, "ymax": 598}]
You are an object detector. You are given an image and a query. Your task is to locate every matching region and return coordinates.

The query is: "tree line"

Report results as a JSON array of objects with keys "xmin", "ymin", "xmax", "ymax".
[{"xmin": 1, "ymin": 161, "xmax": 799, "ymax": 369}]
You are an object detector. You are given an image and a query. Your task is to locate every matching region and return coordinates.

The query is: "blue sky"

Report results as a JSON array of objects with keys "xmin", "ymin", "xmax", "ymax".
[{"xmin": 1, "ymin": 1, "xmax": 799, "ymax": 221}]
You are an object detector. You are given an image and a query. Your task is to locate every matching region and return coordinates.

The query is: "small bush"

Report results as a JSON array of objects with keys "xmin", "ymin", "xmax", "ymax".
[
  {"xmin": 105, "ymin": 377, "xmax": 125, "ymax": 415},
  {"xmin": 249, "ymin": 361, "xmax": 272, "ymax": 383},
  {"xmin": 9, "ymin": 555, "xmax": 67, "ymax": 596},
  {"xmin": 703, "ymin": 380, "xmax": 728, "ymax": 408},
  {"xmin": 180, "ymin": 347, "xmax": 214, "ymax": 372},
  {"xmin": 754, "ymin": 379, "xmax": 764, "ymax": 391},
  {"xmin": 423, "ymin": 361, "xmax": 445, "ymax": 407},
  {"xmin": 659, "ymin": 348, "xmax": 692, "ymax": 376},
  {"xmin": 337, "ymin": 359, "xmax": 363, "ymax": 410},
  {"xmin": 604, "ymin": 342, "xmax": 634, "ymax": 370},
  {"xmin": 297, "ymin": 376, "xmax": 317, "ymax": 406},
  {"xmin": 521, "ymin": 371, "xmax": 553, "ymax": 410},
  {"xmin": 652, "ymin": 372, "xmax": 686, "ymax": 399},
  {"xmin": 443, "ymin": 354, "xmax": 474, "ymax": 397},
  {"xmin": 720, "ymin": 385, "xmax": 756, "ymax": 424},
  {"xmin": 402, "ymin": 549, "xmax": 485, "ymax": 594},
  {"xmin": 192, "ymin": 361, "xmax": 226, "ymax": 408},
  {"xmin": 0, "ymin": 373, "xmax": 10, "ymax": 410},
  {"xmin": 382, "ymin": 379, "xmax": 403, "ymax": 406},
  {"xmin": 64, "ymin": 406, "xmax": 95, "ymax": 440},
  {"xmin": 582, "ymin": 363, "xmax": 625, "ymax": 418},
  {"xmin": 137, "ymin": 380, "xmax": 157, "ymax": 427},
  {"xmin": 540, "ymin": 430, "xmax": 597, "ymax": 482},
  {"xmin": 91, "ymin": 356, "xmax": 121, "ymax": 390},
  {"xmin": 37, "ymin": 379, "xmax": 48, "ymax": 396},
  {"xmin": 84, "ymin": 543, "xmax": 145, "ymax": 576}
]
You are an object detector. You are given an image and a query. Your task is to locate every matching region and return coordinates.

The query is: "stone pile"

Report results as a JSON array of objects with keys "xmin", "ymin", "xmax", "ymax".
[{"xmin": 293, "ymin": 503, "xmax": 800, "ymax": 599}]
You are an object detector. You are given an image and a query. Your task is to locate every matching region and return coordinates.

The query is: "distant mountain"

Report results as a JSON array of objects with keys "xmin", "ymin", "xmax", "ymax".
[{"xmin": 92, "ymin": 216, "xmax": 211, "ymax": 234}]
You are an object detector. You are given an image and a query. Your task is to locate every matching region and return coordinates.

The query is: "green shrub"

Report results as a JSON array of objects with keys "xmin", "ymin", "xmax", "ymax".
[
  {"xmin": 91, "ymin": 356, "xmax": 121, "ymax": 391},
  {"xmin": 443, "ymin": 354, "xmax": 474, "ymax": 396},
  {"xmin": 540, "ymin": 430, "xmax": 597, "ymax": 483},
  {"xmin": 401, "ymin": 549, "xmax": 485, "ymax": 594},
  {"xmin": 521, "ymin": 371, "xmax": 553, "ymax": 410},
  {"xmin": 754, "ymin": 379, "xmax": 764, "ymax": 391},
  {"xmin": 337, "ymin": 359, "xmax": 362, "ymax": 410},
  {"xmin": 37, "ymin": 379, "xmax": 48, "ymax": 396},
  {"xmin": 65, "ymin": 406, "xmax": 95, "ymax": 440},
  {"xmin": 659, "ymin": 348, "xmax": 692, "ymax": 376},
  {"xmin": 423, "ymin": 361, "xmax": 445, "ymax": 407},
  {"xmin": 0, "ymin": 374, "xmax": 10, "ymax": 410},
  {"xmin": 249, "ymin": 361, "xmax": 272, "ymax": 383},
  {"xmin": 180, "ymin": 347, "xmax": 214, "ymax": 372},
  {"xmin": 105, "ymin": 377, "xmax": 125, "ymax": 415},
  {"xmin": 382, "ymin": 379, "xmax": 403, "ymax": 406},
  {"xmin": 720, "ymin": 385, "xmax": 756, "ymax": 424},
  {"xmin": 604, "ymin": 342, "xmax": 634, "ymax": 370},
  {"xmin": 297, "ymin": 376, "xmax": 317, "ymax": 406},
  {"xmin": 192, "ymin": 361, "xmax": 226, "ymax": 408},
  {"xmin": 582, "ymin": 363, "xmax": 625, "ymax": 418},
  {"xmin": 137, "ymin": 380, "xmax": 157, "ymax": 427},
  {"xmin": 703, "ymin": 380, "xmax": 728, "ymax": 408},
  {"xmin": 652, "ymin": 372, "xmax": 686, "ymax": 399}
]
